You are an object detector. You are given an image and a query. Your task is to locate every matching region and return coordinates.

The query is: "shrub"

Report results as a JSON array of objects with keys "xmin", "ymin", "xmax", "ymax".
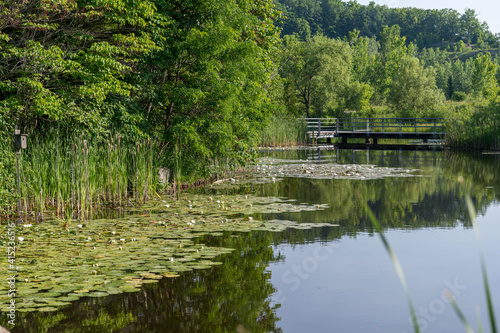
[{"xmin": 451, "ymin": 91, "xmax": 467, "ymax": 102}]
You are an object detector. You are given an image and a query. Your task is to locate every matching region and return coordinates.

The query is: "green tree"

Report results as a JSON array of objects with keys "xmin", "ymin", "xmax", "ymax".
[
  {"xmin": 388, "ymin": 57, "xmax": 445, "ymax": 116},
  {"xmin": 280, "ymin": 35, "xmax": 352, "ymax": 117},
  {"xmin": 347, "ymin": 29, "xmax": 379, "ymax": 83},
  {"xmin": 456, "ymin": 40, "xmax": 467, "ymax": 52},
  {"xmin": 471, "ymin": 53, "xmax": 499, "ymax": 100},
  {"xmin": 460, "ymin": 8, "xmax": 481, "ymax": 45},
  {"xmin": 0, "ymin": 0, "xmax": 159, "ymax": 136},
  {"xmin": 451, "ymin": 59, "xmax": 472, "ymax": 94},
  {"xmin": 370, "ymin": 25, "xmax": 415, "ymax": 103},
  {"xmin": 139, "ymin": 0, "xmax": 283, "ymax": 177}
]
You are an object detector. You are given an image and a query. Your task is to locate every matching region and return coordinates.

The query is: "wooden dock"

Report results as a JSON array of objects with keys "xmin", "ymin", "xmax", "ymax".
[{"xmin": 305, "ymin": 118, "xmax": 445, "ymax": 144}]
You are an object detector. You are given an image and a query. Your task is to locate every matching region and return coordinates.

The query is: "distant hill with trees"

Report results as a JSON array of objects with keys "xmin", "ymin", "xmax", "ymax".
[{"xmin": 273, "ymin": 0, "xmax": 499, "ymax": 49}]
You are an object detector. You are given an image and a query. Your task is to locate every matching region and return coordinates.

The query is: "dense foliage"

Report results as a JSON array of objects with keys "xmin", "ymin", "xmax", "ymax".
[
  {"xmin": 272, "ymin": 0, "xmax": 500, "ymax": 151},
  {"xmin": 274, "ymin": 0, "xmax": 499, "ymax": 49},
  {"xmin": 0, "ymin": 0, "xmax": 282, "ymax": 214},
  {"xmin": 1, "ymin": 0, "xmax": 500, "ymax": 215}
]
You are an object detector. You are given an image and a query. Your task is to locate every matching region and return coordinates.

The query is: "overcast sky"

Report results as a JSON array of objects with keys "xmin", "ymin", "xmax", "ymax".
[{"xmin": 347, "ymin": 0, "xmax": 500, "ymax": 34}]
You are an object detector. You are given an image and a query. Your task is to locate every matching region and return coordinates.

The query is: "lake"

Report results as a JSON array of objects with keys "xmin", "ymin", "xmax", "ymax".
[{"xmin": 6, "ymin": 148, "xmax": 500, "ymax": 333}]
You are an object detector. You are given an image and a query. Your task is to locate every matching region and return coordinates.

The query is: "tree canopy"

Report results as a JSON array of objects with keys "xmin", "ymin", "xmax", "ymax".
[{"xmin": 274, "ymin": 0, "xmax": 499, "ymax": 48}]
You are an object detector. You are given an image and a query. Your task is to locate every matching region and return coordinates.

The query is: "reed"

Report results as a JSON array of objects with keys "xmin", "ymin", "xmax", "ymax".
[
  {"xmin": 259, "ymin": 116, "xmax": 308, "ymax": 147},
  {"xmin": 12, "ymin": 131, "xmax": 159, "ymax": 220}
]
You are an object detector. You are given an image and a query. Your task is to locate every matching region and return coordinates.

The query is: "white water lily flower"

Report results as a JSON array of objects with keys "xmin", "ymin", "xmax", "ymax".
[
  {"xmin": 120, "ymin": 238, "xmax": 125, "ymax": 242},
  {"xmin": 112, "ymin": 231, "xmax": 116, "ymax": 235},
  {"xmin": 18, "ymin": 237, "xmax": 24, "ymax": 242},
  {"xmin": 23, "ymin": 224, "xmax": 32, "ymax": 227},
  {"xmin": 248, "ymin": 217, "xmax": 253, "ymax": 220},
  {"xmin": 78, "ymin": 224, "xmax": 83, "ymax": 228},
  {"xmin": 165, "ymin": 204, "xmax": 170, "ymax": 208},
  {"xmin": 170, "ymin": 258, "xmax": 174, "ymax": 262}
]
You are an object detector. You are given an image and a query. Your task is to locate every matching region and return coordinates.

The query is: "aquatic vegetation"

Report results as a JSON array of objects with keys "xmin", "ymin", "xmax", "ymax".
[
  {"xmin": 12, "ymin": 134, "xmax": 158, "ymax": 221},
  {"xmin": 254, "ymin": 157, "xmax": 421, "ymax": 180},
  {"xmin": 0, "ymin": 192, "xmax": 331, "ymax": 313}
]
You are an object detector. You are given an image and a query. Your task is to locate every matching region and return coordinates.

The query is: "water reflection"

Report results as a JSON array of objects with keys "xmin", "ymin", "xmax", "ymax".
[
  {"xmin": 5, "ymin": 149, "xmax": 500, "ymax": 333},
  {"xmin": 256, "ymin": 149, "xmax": 500, "ymax": 235},
  {"xmin": 8, "ymin": 232, "xmax": 284, "ymax": 333}
]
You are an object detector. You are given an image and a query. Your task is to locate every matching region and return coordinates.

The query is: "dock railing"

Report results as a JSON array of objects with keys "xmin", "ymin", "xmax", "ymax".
[{"xmin": 304, "ymin": 118, "xmax": 445, "ymax": 138}]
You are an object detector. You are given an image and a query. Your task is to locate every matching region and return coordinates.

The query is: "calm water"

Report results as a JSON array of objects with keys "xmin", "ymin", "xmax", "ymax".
[{"xmin": 8, "ymin": 149, "xmax": 500, "ymax": 333}]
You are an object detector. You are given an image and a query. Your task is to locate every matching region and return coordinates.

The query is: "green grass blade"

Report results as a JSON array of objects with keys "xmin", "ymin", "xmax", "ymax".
[
  {"xmin": 445, "ymin": 290, "xmax": 475, "ymax": 333},
  {"xmin": 477, "ymin": 306, "xmax": 484, "ymax": 333},
  {"xmin": 356, "ymin": 190, "xmax": 421, "ymax": 333},
  {"xmin": 459, "ymin": 176, "xmax": 497, "ymax": 333}
]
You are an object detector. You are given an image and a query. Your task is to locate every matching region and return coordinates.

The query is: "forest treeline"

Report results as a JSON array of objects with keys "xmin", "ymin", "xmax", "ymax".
[
  {"xmin": 274, "ymin": 0, "xmax": 499, "ymax": 48},
  {"xmin": 272, "ymin": 0, "xmax": 500, "ymax": 150},
  {"xmin": 1, "ymin": 0, "xmax": 499, "ymax": 216}
]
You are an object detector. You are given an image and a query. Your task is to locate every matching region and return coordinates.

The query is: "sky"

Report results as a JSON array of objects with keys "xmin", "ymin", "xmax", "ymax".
[{"xmin": 348, "ymin": 0, "xmax": 500, "ymax": 34}]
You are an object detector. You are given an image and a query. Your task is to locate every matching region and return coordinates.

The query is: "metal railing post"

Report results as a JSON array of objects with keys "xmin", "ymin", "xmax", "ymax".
[
  {"xmin": 336, "ymin": 118, "xmax": 339, "ymax": 135},
  {"xmin": 317, "ymin": 119, "xmax": 321, "ymax": 138},
  {"xmin": 366, "ymin": 119, "xmax": 369, "ymax": 133},
  {"xmin": 415, "ymin": 118, "xmax": 417, "ymax": 133}
]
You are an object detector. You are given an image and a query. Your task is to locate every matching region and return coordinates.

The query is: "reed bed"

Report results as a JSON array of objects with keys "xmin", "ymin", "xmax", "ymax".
[
  {"xmin": 17, "ymin": 134, "xmax": 159, "ymax": 220},
  {"xmin": 259, "ymin": 116, "xmax": 308, "ymax": 147}
]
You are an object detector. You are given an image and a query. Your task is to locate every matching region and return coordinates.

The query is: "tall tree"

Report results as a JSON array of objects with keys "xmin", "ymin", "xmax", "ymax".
[
  {"xmin": 471, "ymin": 53, "xmax": 499, "ymax": 100},
  {"xmin": 280, "ymin": 35, "xmax": 352, "ymax": 117},
  {"xmin": 460, "ymin": 8, "xmax": 481, "ymax": 45},
  {"xmin": 388, "ymin": 57, "xmax": 445, "ymax": 116}
]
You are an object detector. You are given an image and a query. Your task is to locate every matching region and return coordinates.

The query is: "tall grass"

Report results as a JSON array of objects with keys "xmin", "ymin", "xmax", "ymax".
[
  {"xmin": 15, "ymin": 133, "xmax": 159, "ymax": 220},
  {"xmin": 259, "ymin": 115, "xmax": 308, "ymax": 147},
  {"xmin": 443, "ymin": 101, "xmax": 500, "ymax": 150}
]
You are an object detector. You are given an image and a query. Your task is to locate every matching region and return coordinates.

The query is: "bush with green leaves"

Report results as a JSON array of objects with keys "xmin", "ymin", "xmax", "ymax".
[{"xmin": 451, "ymin": 91, "xmax": 468, "ymax": 101}]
